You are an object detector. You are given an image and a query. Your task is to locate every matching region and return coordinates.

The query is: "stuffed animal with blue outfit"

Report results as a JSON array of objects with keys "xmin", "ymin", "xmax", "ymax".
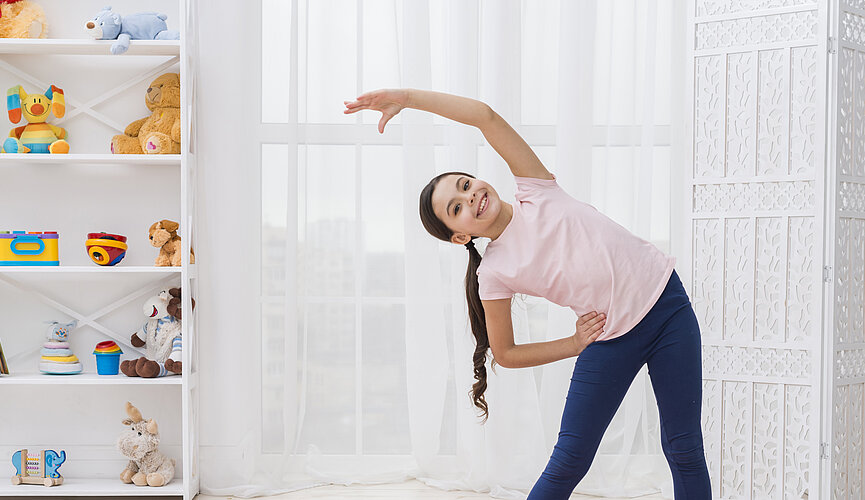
[
  {"xmin": 2, "ymin": 84, "xmax": 68, "ymax": 154},
  {"xmin": 85, "ymin": 6, "xmax": 179, "ymax": 55}
]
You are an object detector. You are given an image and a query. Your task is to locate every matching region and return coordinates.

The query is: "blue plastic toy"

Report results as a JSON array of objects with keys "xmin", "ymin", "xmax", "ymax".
[{"xmin": 84, "ymin": 6, "xmax": 180, "ymax": 55}]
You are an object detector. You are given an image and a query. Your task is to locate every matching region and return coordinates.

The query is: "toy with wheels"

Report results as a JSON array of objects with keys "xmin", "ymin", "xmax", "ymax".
[
  {"xmin": 2, "ymin": 84, "xmax": 68, "ymax": 154},
  {"xmin": 86, "ymin": 232, "xmax": 127, "ymax": 266},
  {"xmin": 11, "ymin": 449, "xmax": 65, "ymax": 486}
]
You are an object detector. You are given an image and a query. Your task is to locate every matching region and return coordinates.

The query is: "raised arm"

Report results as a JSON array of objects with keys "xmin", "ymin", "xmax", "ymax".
[
  {"xmin": 344, "ymin": 88, "xmax": 553, "ymax": 180},
  {"xmin": 483, "ymin": 299, "xmax": 605, "ymax": 369}
]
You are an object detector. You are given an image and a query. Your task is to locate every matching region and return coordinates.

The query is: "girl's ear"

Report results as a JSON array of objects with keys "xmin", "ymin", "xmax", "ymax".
[{"xmin": 451, "ymin": 233, "xmax": 470, "ymax": 245}]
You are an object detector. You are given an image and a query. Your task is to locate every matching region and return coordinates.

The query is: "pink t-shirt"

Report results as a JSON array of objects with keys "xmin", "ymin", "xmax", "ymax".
[{"xmin": 477, "ymin": 175, "xmax": 676, "ymax": 341}]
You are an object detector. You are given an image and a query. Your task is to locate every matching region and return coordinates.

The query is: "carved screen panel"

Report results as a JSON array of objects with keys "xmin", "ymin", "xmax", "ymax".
[
  {"xmin": 833, "ymin": 3, "xmax": 865, "ymax": 498},
  {"xmin": 690, "ymin": 2, "xmax": 826, "ymax": 498}
]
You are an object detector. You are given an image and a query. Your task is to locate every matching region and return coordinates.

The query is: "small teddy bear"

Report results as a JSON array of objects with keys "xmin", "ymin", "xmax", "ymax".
[
  {"xmin": 111, "ymin": 73, "xmax": 181, "ymax": 154},
  {"xmin": 117, "ymin": 402, "xmax": 175, "ymax": 487},
  {"xmin": 148, "ymin": 219, "xmax": 194, "ymax": 266},
  {"xmin": 0, "ymin": 0, "xmax": 46, "ymax": 39}
]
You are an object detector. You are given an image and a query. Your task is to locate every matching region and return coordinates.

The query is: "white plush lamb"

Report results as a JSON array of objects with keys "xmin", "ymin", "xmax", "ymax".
[{"xmin": 116, "ymin": 402, "xmax": 175, "ymax": 487}]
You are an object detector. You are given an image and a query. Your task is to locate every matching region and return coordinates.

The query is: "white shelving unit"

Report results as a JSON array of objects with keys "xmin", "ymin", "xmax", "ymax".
[{"xmin": 0, "ymin": 1, "xmax": 198, "ymax": 499}]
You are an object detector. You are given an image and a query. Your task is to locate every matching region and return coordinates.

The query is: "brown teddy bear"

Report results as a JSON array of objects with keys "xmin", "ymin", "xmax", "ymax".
[
  {"xmin": 149, "ymin": 220, "xmax": 194, "ymax": 266},
  {"xmin": 163, "ymin": 287, "xmax": 193, "ymax": 375},
  {"xmin": 0, "ymin": 0, "xmax": 46, "ymax": 38},
  {"xmin": 111, "ymin": 73, "xmax": 180, "ymax": 154}
]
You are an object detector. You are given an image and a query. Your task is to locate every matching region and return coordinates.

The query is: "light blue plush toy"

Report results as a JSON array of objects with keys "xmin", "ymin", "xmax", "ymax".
[{"xmin": 85, "ymin": 6, "xmax": 179, "ymax": 55}]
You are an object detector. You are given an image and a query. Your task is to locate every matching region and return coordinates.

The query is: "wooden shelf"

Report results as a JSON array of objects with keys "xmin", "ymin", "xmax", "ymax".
[
  {"xmin": 0, "ymin": 39, "xmax": 180, "ymax": 56},
  {"xmin": 0, "ymin": 154, "xmax": 180, "ymax": 166},
  {"xmin": 0, "ymin": 373, "xmax": 182, "ymax": 385},
  {"xmin": 0, "ymin": 477, "xmax": 183, "ymax": 496}
]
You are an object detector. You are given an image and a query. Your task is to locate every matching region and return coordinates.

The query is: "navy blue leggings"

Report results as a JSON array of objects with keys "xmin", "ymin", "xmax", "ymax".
[{"xmin": 527, "ymin": 270, "xmax": 711, "ymax": 499}]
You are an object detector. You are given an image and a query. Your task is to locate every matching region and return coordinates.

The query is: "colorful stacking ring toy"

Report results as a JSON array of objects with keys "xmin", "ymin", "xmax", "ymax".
[
  {"xmin": 86, "ymin": 232, "xmax": 128, "ymax": 266},
  {"xmin": 93, "ymin": 340, "xmax": 123, "ymax": 375}
]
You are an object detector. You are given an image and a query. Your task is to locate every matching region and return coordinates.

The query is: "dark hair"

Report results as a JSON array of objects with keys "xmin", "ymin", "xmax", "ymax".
[{"xmin": 419, "ymin": 171, "xmax": 493, "ymax": 422}]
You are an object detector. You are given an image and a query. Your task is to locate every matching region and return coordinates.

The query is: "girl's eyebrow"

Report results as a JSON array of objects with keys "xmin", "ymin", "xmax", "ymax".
[{"xmin": 446, "ymin": 177, "xmax": 465, "ymax": 216}]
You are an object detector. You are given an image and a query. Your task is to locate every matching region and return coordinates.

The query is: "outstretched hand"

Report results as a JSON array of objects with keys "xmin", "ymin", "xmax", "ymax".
[
  {"xmin": 343, "ymin": 88, "xmax": 409, "ymax": 133},
  {"xmin": 572, "ymin": 311, "xmax": 605, "ymax": 355}
]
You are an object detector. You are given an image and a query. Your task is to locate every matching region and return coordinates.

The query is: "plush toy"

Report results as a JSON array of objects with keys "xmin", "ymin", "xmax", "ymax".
[
  {"xmin": 148, "ymin": 219, "xmax": 193, "ymax": 266},
  {"xmin": 111, "ymin": 73, "xmax": 180, "ymax": 154},
  {"xmin": 2, "ymin": 84, "xmax": 68, "ymax": 154},
  {"xmin": 166, "ymin": 287, "xmax": 194, "ymax": 320},
  {"xmin": 120, "ymin": 290, "xmax": 181, "ymax": 378},
  {"xmin": 163, "ymin": 287, "xmax": 192, "ymax": 374},
  {"xmin": 85, "ymin": 6, "xmax": 179, "ymax": 55},
  {"xmin": 117, "ymin": 402, "xmax": 175, "ymax": 487},
  {"xmin": 0, "ymin": 0, "xmax": 46, "ymax": 39}
]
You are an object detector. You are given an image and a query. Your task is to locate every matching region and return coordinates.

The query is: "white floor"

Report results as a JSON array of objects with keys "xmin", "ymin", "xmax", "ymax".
[{"xmin": 194, "ymin": 480, "xmax": 668, "ymax": 499}]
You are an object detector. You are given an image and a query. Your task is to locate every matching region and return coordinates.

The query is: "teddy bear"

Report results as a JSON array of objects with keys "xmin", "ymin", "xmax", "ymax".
[
  {"xmin": 163, "ymin": 287, "xmax": 193, "ymax": 374},
  {"xmin": 0, "ymin": 0, "xmax": 46, "ymax": 39},
  {"xmin": 111, "ymin": 73, "xmax": 180, "ymax": 154},
  {"xmin": 120, "ymin": 290, "xmax": 181, "ymax": 378},
  {"xmin": 85, "ymin": 7, "xmax": 179, "ymax": 55},
  {"xmin": 148, "ymin": 219, "xmax": 193, "ymax": 266},
  {"xmin": 117, "ymin": 402, "xmax": 175, "ymax": 487}
]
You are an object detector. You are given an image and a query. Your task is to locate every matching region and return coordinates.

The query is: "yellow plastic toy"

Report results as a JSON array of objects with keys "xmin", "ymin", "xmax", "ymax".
[{"xmin": 0, "ymin": 231, "xmax": 58, "ymax": 266}]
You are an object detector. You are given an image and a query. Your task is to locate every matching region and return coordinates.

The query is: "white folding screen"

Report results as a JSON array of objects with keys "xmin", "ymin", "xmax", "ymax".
[
  {"xmin": 832, "ymin": 2, "xmax": 865, "ymax": 499},
  {"xmin": 687, "ymin": 1, "xmax": 826, "ymax": 498}
]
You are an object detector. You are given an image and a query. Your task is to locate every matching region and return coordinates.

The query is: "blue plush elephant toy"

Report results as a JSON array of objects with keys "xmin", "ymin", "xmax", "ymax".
[{"xmin": 85, "ymin": 6, "xmax": 179, "ymax": 55}]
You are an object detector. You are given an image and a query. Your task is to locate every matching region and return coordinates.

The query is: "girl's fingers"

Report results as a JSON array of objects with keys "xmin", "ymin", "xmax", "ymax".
[
  {"xmin": 587, "ymin": 314, "xmax": 606, "ymax": 327},
  {"xmin": 576, "ymin": 312, "xmax": 596, "ymax": 325}
]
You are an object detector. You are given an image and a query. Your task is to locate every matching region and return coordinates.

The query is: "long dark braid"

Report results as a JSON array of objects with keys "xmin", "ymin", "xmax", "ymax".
[{"xmin": 419, "ymin": 172, "xmax": 492, "ymax": 422}]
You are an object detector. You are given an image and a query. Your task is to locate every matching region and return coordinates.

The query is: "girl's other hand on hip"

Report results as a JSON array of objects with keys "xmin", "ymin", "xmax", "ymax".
[{"xmin": 572, "ymin": 311, "xmax": 605, "ymax": 355}]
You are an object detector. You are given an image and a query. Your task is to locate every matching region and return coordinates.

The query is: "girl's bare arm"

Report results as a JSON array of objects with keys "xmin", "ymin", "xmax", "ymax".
[
  {"xmin": 344, "ymin": 88, "xmax": 554, "ymax": 180},
  {"xmin": 483, "ymin": 299, "xmax": 604, "ymax": 369}
]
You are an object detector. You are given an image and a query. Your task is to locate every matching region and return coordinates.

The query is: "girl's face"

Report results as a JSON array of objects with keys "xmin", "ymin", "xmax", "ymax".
[{"xmin": 431, "ymin": 174, "xmax": 502, "ymax": 244}]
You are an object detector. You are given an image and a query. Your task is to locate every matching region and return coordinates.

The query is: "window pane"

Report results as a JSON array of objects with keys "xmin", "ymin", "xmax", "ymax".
[
  {"xmin": 261, "ymin": 302, "xmax": 285, "ymax": 453},
  {"xmin": 361, "ymin": 146, "xmax": 405, "ymax": 296},
  {"xmin": 362, "ymin": 304, "xmax": 409, "ymax": 454},
  {"xmin": 651, "ymin": 146, "xmax": 671, "ymax": 249},
  {"xmin": 300, "ymin": 145, "xmax": 356, "ymax": 296},
  {"xmin": 262, "ymin": 144, "xmax": 290, "ymax": 296},
  {"xmin": 262, "ymin": 0, "xmax": 292, "ymax": 123},
  {"xmin": 297, "ymin": 303, "xmax": 355, "ymax": 454},
  {"xmin": 521, "ymin": 0, "xmax": 560, "ymax": 125},
  {"xmin": 362, "ymin": 0, "xmax": 401, "ymax": 126},
  {"xmin": 307, "ymin": 0, "xmax": 357, "ymax": 123}
]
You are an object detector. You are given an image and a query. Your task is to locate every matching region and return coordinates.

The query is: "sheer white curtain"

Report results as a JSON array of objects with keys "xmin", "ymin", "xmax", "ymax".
[{"xmin": 196, "ymin": 1, "xmax": 683, "ymax": 498}]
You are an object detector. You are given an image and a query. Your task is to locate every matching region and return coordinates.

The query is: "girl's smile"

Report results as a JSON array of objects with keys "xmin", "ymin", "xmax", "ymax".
[{"xmin": 430, "ymin": 174, "xmax": 512, "ymax": 243}]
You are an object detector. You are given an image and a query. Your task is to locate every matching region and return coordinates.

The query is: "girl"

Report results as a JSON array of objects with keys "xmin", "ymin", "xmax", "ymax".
[{"xmin": 343, "ymin": 89, "xmax": 711, "ymax": 499}]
